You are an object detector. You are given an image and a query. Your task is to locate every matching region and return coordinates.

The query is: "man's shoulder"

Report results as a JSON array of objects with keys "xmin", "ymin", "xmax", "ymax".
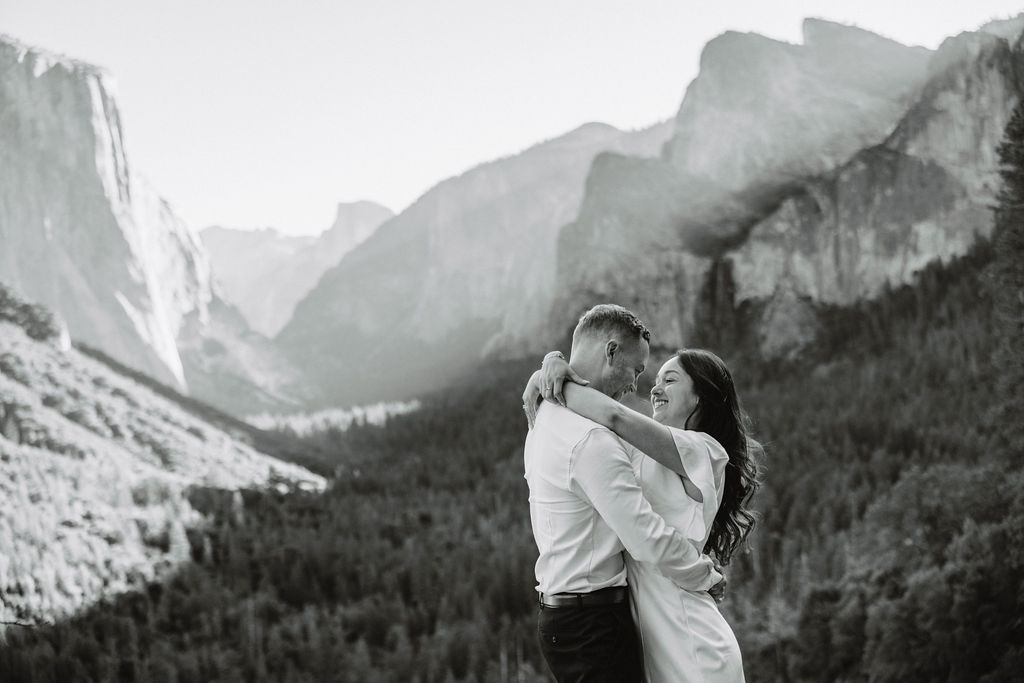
[
  {"xmin": 534, "ymin": 403, "xmax": 622, "ymax": 447},
  {"xmin": 536, "ymin": 401, "xmax": 605, "ymax": 430}
]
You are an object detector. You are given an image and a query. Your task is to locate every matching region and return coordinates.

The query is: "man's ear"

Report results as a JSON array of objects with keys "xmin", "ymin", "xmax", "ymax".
[{"xmin": 604, "ymin": 340, "xmax": 619, "ymax": 363}]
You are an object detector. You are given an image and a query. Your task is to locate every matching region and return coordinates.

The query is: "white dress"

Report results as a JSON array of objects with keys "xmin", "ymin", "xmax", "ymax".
[{"xmin": 625, "ymin": 428, "xmax": 745, "ymax": 683}]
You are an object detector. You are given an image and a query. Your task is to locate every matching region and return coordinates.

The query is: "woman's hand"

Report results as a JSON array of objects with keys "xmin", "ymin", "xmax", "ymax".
[
  {"xmin": 521, "ymin": 352, "xmax": 590, "ymax": 428},
  {"xmin": 522, "ymin": 370, "xmax": 544, "ymax": 429},
  {"xmin": 538, "ymin": 351, "xmax": 588, "ymax": 407},
  {"xmin": 708, "ymin": 558, "xmax": 727, "ymax": 603}
]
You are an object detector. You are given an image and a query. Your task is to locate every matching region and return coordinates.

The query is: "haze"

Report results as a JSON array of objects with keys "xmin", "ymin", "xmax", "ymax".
[{"xmin": 2, "ymin": 0, "xmax": 1021, "ymax": 235}]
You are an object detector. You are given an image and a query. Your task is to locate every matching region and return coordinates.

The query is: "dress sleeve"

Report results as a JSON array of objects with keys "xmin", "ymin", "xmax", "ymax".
[{"xmin": 668, "ymin": 428, "xmax": 729, "ymax": 541}]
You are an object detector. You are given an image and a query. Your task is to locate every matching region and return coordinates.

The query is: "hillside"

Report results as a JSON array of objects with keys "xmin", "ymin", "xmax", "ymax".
[
  {"xmin": 2, "ymin": 217, "xmax": 1020, "ymax": 680},
  {"xmin": 0, "ymin": 286, "xmax": 324, "ymax": 634}
]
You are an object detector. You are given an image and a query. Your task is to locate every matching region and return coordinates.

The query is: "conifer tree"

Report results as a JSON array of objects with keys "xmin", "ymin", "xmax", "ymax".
[{"xmin": 993, "ymin": 100, "xmax": 1024, "ymax": 447}]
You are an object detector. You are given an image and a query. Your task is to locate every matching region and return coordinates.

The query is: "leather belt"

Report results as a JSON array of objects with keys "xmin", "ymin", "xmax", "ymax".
[{"xmin": 539, "ymin": 586, "xmax": 629, "ymax": 608}]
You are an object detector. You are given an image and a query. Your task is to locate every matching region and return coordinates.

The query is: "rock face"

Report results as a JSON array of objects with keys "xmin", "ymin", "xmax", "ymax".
[
  {"xmin": 551, "ymin": 20, "xmax": 936, "ymax": 351},
  {"xmin": 725, "ymin": 26, "xmax": 1023, "ymax": 357},
  {"xmin": 201, "ymin": 201, "xmax": 393, "ymax": 337},
  {"xmin": 277, "ymin": 121, "xmax": 674, "ymax": 404},
  {"xmin": 0, "ymin": 37, "xmax": 212, "ymax": 389},
  {"xmin": 0, "ymin": 36, "xmax": 308, "ymax": 416},
  {"xmin": 551, "ymin": 19, "xmax": 1024, "ymax": 360},
  {"xmin": 177, "ymin": 295, "xmax": 321, "ymax": 416},
  {"xmin": 667, "ymin": 20, "xmax": 932, "ymax": 189}
]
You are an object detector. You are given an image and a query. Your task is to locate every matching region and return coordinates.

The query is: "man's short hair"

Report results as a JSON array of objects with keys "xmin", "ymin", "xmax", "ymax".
[{"xmin": 572, "ymin": 304, "xmax": 651, "ymax": 346}]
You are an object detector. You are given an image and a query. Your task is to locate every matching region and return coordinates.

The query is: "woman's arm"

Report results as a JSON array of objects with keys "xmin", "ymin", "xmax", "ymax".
[
  {"xmin": 561, "ymin": 382, "xmax": 691, "ymax": 479},
  {"xmin": 533, "ymin": 352, "xmax": 687, "ymax": 477},
  {"xmin": 522, "ymin": 351, "xmax": 590, "ymax": 428}
]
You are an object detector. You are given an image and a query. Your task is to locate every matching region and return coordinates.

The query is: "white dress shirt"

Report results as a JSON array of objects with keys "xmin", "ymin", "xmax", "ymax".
[{"xmin": 524, "ymin": 401, "xmax": 722, "ymax": 596}]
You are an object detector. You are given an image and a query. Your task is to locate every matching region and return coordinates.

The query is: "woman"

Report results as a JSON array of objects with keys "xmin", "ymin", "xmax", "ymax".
[{"xmin": 523, "ymin": 348, "xmax": 761, "ymax": 683}]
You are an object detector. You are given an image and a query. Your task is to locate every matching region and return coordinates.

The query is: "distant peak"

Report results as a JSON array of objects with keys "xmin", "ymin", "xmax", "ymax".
[
  {"xmin": 201, "ymin": 224, "xmax": 283, "ymax": 237},
  {"xmin": 572, "ymin": 121, "xmax": 620, "ymax": 134},
  {"xmin": 332, "ymin": 200, "xmax": 393, "ymax": 216},
  {"xmin": 704, "ymin": 29, "xmax": 783, "ymax": 51},
  {"xmin": 503, "ymin": 121, "xmax": 624, "ymax": 158},
  {"xmin": 552, "ymin": 122, "xmax": 623, "ymax": 146},
  {"xmin": 979, "ymin": 13, "xmax": 1024, "ymax": 41},
  {"xmin": 699, "ymin": 30, "xmax": 792, "ymax": 71},
  {"xmin": 0, "ymin": 32, "xmax": 109, "ymax": 78},
  {"xmin": 802, "ymin": 17, "xmax": 916, "ymax": 51},
  {"xmin": 322, "ymin": 201, "xmax": 394, "ymax": 241}
]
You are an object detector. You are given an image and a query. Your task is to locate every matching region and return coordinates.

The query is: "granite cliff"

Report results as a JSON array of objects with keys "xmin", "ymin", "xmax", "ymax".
[
  {"xmin": 550, "ymin": 19, "xmax": 1022, "ymax": 360},
  {"xmin": 714, "ymin": 22, "xmax": 1024, "ymax": 358},
  {"xmin": 280, "ymin": 19, "xmax": 1021, "ymax": 404},
  {"xmin": 0, "ymin": 36, "xmax": 307, "ymax": 416},
  {"xmin": 0, "ymin": 37, "xmax": 210, "ymax": 389},
  {"xmin": 666, "ymin": 20, "xmax": 932, "ymax": 188}
]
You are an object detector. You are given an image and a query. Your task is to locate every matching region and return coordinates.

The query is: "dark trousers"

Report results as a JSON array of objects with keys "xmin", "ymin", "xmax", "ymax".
[{"xmin": 537, "ymin": 599, "xmax": 642, "ymax": 683}]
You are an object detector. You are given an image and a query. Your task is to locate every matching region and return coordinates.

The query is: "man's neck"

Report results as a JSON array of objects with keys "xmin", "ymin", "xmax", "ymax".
[{"xmin": 569, "ymin": 360, "xmax": 612, "ymax": 398}]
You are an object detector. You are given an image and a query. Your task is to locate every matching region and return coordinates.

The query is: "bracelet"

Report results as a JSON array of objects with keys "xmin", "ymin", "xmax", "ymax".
[{"xmin": 542, "ymin": 350, "xmax": 565, "ymax": 365}]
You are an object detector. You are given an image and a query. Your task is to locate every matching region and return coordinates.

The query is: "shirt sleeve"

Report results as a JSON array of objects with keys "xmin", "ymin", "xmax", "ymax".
[
  {"xmin": 669, "ymin": 428, "xmax": 730, "ymax": 539},
  {"xmin": 568, "ymin": 428, "xmax": 723, "ymax": 591}
]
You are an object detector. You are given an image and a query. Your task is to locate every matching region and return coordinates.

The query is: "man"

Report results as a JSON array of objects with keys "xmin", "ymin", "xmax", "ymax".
[{"xmin": 523, "ymin": 304, "xmax": 723, "ymax": 682}]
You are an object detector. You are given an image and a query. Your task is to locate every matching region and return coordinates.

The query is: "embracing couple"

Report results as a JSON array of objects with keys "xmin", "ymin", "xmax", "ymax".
[{"xmin": 521, "ymin": 303, "xmax": 761, "ymax": 682}]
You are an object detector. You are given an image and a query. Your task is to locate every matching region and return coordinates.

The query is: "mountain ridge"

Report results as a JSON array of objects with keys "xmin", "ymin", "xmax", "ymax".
[
  {"xmin": 201, "ymin": 200, "xmax": 393, "ymax": 337},
  {"xmin": 549, "ymin": 18, "xmax": 1021, "ymax": 363},
  {"xmin": 277, "ymin": 119, "xmax": 674, "ymax": 405}
]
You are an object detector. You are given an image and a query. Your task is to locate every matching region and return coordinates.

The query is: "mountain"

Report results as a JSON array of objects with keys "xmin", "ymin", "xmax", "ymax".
[
  {"xmin": 201, "ymin": 201, "xmax": 393, "ymax": 337},
  {"xmin": 0, "ymin": 36, "xmax": 212, "ymax": 390},
  {"xmin": 0, "ymin": 35, "xmax": 308, "ymax": 417},
  {"xmin": 277, "ymin": 120, "xmax": 674, "ymax": 405},
  {"xmin": 666, "ymin": 19, "xmax": 932, "ymax": 188},
  {"xmin": 715, "ymin": 22, "xmax": 1023, "ymax": 358},
  {"xmin": 279, "ymin": 19, "xmax": 949, "ymax": 408},
  {"xmin": 0, "ymin": 285, "xmax": 323, "ymax": 629},
  {"xmin": 551, "ymin": 19, "xmax": 1022, "ymax": 360}
]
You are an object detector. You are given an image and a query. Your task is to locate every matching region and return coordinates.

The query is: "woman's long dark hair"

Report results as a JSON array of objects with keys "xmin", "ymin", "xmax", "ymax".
[{"xmin": 676, "ymin": 348, "xmax": 762, "ymax": 566}]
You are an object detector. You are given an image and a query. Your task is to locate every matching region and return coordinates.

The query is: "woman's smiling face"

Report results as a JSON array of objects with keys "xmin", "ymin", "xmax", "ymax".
[{"xmin": 650, "ymin": 356, "xmax": 700, "ymax": 427}]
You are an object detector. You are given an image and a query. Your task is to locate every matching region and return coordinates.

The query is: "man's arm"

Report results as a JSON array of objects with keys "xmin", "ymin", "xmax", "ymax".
[{"xmin": 569, "ymin": 429, "xmax": 723, "ymax": 592}]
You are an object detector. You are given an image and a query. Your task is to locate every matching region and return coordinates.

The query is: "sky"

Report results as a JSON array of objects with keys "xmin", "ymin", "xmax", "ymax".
[{"xmin": 2, "ymin": 1, "xmax": 1023, "ymax": 236}]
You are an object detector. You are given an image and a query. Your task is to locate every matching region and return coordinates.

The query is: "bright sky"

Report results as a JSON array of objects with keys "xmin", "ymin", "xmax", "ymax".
[{"xmin": 2, "ymin": 1, "xmax": 1022, "ymax": 235}]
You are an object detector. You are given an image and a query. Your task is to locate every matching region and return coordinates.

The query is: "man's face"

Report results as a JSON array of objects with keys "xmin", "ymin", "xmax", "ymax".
[{"xmin": 605, "ymin": 337, "xmax": 650, "ymax": 401}]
